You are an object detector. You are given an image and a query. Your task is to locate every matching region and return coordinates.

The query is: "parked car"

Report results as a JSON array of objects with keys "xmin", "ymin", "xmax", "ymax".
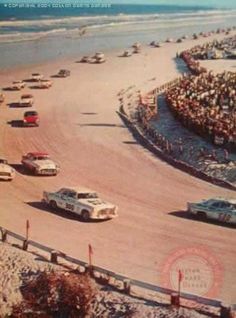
[
  {"xmin": 23, "ymin": 110, "xmax": 39, "ymax": 126},
  {"xmin": 57, "ymin": 69, "xmax": 70, "ymax": 77},
  {"xmin": 32, "ymin": 73, "xmax": 44, "ymax": 81},
  {"xmin": 187, "ymin": 198, "xmax": 236, "ymax": 225},
  {"xmin": 22, "ymin": 152, "xmax": 60, "ymax": 176},
  {"xmin": 11, "ymin": 81, "xmax": 25, "ymax": 90},
  {"xmin": 0, "ymin": 158, "xmax": 15, "ymax": 181},
  {"xmin": 42, "ymin": 187, "xmax": 118, "ymax": 221},
  {"xmin": 19, "ymin": 94, "xmax": 34, "ymax": 107}
]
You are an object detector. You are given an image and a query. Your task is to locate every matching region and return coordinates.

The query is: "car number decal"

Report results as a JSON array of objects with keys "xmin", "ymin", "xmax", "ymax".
[
  {"xmin": 65, "ymin": 203, "xmax": 74, "ymax": 211},
  {"xmin": 218, "ymin": 213, "xmax": 231, "ymax": 222}
]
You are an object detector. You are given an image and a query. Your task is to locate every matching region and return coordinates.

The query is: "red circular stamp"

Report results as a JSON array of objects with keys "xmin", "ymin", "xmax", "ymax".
[{"xmin": 160, "ymin": 246, "xmax": 223, "ymax": 299}]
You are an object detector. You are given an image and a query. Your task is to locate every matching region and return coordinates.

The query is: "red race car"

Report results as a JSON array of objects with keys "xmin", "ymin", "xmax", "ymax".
[{"xmin": 23, "ymin": 110, "xmax": 39, "ymax": 126}]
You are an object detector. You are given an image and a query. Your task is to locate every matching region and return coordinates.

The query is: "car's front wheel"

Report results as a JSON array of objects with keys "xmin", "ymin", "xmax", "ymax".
[
  {"xmin": 50, "ymin": 200, "xmax": 58, "ymax": 210},
  {"xmin": 81, "ymin": 210, "xmax": 90, "ymax": 222},
  {"xmin": 196, "ymin": 211, "xmax": 207, "ymax": 221}
]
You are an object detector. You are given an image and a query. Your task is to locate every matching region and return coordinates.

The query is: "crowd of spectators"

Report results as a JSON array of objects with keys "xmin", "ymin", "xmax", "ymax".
[
  {"xmin": 165, "ymin": 71, "xmax": 236, "ymax": 149},
  {"xmin": 180, "ymin": 51, "xmax": 207, "ymax": 75}
]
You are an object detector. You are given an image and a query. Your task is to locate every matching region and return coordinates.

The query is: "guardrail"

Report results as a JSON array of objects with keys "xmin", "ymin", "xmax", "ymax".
[{"xmin": 0, "ymin": 226, "xmax": 235, "ymax": 317}]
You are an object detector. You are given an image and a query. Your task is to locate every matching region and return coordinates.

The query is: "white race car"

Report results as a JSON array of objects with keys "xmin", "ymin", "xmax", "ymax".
[
  {"xmin": 0, "ymin": 158, "xmax": 15, "ymax": 181},
  {"xmin": 11, "ymin": 81, "xmax": 26, "ymax": 90},
  {"xmin": 32, "ymin": 73, "xmax": 44, "ymax": 81},
  {"xmin": 36, "ymin": 79, "xmax": 52, "ymax": 89},
  {"xmin": 19, "ymin": 94, "xmax": 34, "ymax": 107},
  {"xmin": 187, "ymin": 198, "xmax": 236, "ymax": 224},
  {"xmin": 42, "ymin": 187, "xmax": 118, "ymax": 221},
  {"xmin": 21, "ymin": 152, "xmax": 59, "ymax": 176}
]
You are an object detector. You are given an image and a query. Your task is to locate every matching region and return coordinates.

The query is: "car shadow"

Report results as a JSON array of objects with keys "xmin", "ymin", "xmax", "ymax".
[
  {"xmin": 8, "ymin": 102, "xmax": 22, "ymax": 108},
  {"xmin": 26, "ymin": 201, "xmax": 108, "ymax": 223},
  {"xmin": 50, "ymin": 75, "xmax": 61, "ymax": 78},
  {"xmin": 3, "ymin": 87, "xmax": 20, "ymax": 91},
  {"xmin": 10, "ymin": 163, "xmax": 28, "ymax": 175},
  {"xmin": 169, "ymin": 210, "xmax": 236, "ymax": 228},
  {"xmin": 23, "ymin": 78, "xmax": 38, "ymax": 83},
  {"xmin": 80, "ymin": 112, "xmax": 98, "ymax": 115},
  {"xmin": 79, "ymin": 123, "xmax": 125, "ymax": 128},
  {"xmin": 29, "ymin": 85, "xmax": 46, "ymax": 89},
  {"xmin": 7, "ymin": 120, "xmax": 24, "ymax": 127},
  {"xmin": 123, "ymin": 140, "xmax": 138, "ymax": 145}
]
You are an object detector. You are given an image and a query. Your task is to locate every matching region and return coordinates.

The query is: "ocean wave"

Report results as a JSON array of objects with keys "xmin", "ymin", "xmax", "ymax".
[
  {"xmin": 0, "ymin": 9, "xmax": 235, "ymax": 44},
  {"xmin": 0, "ymin": 9, "xmax": 236, "ymax": 29},
  {"xmin": 0, "ymin": 28, "xmax": 70, "ymax": 43}
]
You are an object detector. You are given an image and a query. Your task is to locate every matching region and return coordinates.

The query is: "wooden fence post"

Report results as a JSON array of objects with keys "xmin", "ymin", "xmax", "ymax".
[
  {"xmin": 22, "ymin": 239, "xmax": 29, "ymax": 251},
  {"xmin": 123, "ymin": 279, "xmax": 131, "ymax": 294},
  {"xmin": 50, "ymin": 250, "xmax": 58, "ymax": 264},
  {"xmin": 220, "ymin": 303, "xmax": 233, "ymax": 318},
  {"xmin": 1, "ymin": 229, "xmax": 7, "ymax": 242},
  {"xmin": 171, "ymin": 292, "xmax": 180, "ymax": 307}
]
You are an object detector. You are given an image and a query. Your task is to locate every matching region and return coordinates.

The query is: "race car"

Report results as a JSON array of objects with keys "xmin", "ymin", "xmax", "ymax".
[
  {"xmin": 37, "ymin": 79, "xmax": 52, "ymax": 89},
  {"xmin": 42, "ymin": 187, "xmax": 118, "ymax": 221},
  {"xmin": 0, "ymin": 158, "xmax": 15, "ymax": 181},
  {"xmin": 23, "ymin": 110, "xmax": 39, "ymax": 126},
  {"xmin": 80, "ymin": 55, "xmax": 91, "ymax": 63},
  {"xmin": 11, "ymin": 81, "xmax": 26, "ymax": 90},
  {"xmin": 187, "ymin": 198, "xmax": 236, "ymax": 224},
  {"xmin": 32, "ymin": 73, "xmax": 44, "ymax": 81},
  {"xmin": 57, "ymin": 69, "xmax": 70, "ymax": 77},
  {"xmin": 21, "ymin": 152, "xmax": 60, "ymax": 176},
  {"xmin": 19, "ymin": 94, "xmax": 34, "ymax": 107}
]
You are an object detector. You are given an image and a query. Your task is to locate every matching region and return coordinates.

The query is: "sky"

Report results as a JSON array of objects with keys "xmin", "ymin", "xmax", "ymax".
[
  {"xmin": 106, "ymin": 0, "xmax": 236, "ymax": 7},
  {"xmin": 0, "ymin": 0, "xmax": 236, "ymax": 8}
]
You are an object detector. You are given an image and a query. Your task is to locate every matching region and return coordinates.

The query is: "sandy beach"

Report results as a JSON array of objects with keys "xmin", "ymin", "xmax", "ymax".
[{"xmin": 0, "ymin": 30, "xmax": 236, "ymax": 310}]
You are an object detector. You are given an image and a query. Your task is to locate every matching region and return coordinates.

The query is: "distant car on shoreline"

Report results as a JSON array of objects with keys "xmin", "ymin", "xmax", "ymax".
[
  {"xmin": 122, "ymin": 50, "xmax": 132, "ymax": 57},
  {"xmin": 92, "ymin": 52, "xmax": 106, "ymax": 63},
  {"xmin": 21, "ymin": 152, "xmax": 60, "ymax": 176},
  {"xmin": 0, "ymin": 158, "xmax": 15, "ymax": 181},
  {"xmin": 80, "ymin": 55, "xmax": 91, "ymax": 63},
  {"xmin": 57, "ymin": 69, "xmax": 70, "ymax": 77},
  {"xmin": 187, "ymin": 198, "xmax": 236, "ymax": 225},
  {"xmin": 34, "ymin": 79, "xmax": 52, "ymax": 89},
  {"xmin": 32, "ymin": 73, "xmax": 44, "ymax": 81},
  {"xmin": 42, "ymin": 187, "xmax": 118, "ymax": 221}
]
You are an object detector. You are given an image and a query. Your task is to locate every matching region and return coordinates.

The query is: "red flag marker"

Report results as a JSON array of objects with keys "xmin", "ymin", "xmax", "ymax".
[{"xmin": 178, "ymin": 269, "xmax": 183, "ymax": 297}]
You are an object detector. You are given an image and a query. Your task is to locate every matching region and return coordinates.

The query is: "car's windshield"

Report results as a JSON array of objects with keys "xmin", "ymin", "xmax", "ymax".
[
  {"xmin": 78, "ymin": 193, "xmax": 98, "ymax": 199},
  {"xmin": 34, "ymin": 156, "xmax": 49, "ymax": 160},
  {"xmin": 25, "ymin": 112, "xmax": 37, "ymax": 116},
  {"xmin": 0, "ymin": 159, "xmax": 7, "ymax": 164}
]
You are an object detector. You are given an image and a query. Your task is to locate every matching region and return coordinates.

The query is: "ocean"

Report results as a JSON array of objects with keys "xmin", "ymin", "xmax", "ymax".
[{"xmin": 0, "ymin": 4, "xmax": 236, "ymax": 68}]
